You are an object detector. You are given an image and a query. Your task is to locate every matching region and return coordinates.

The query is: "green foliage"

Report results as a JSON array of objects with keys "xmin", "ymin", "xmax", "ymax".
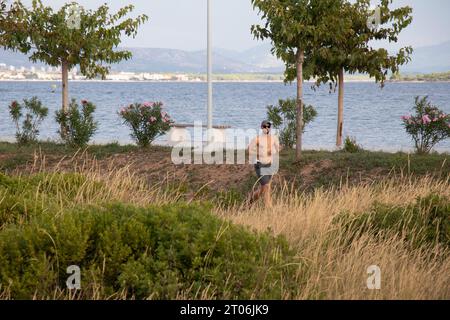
[
  {"xmin": 267, "ymin": 99, "xmax": 317, "ymax": 149},
  {"xmin": 0, "ymin": 173, "xmax": 297, "ymax": 299},
  {"xmin": 402, "ymin": 96, "xmax": 450, "ymax": 155},
  {"xmin": 1, "ymin": 1, "xmax": 148, "ymax": 79},
  {"xmin": 304, "ymin": 0, "xmax": 413, "ymax": 87},
  {"xmin": 343, "ymin": 136, "xmax": 363, "ymax": 153},
  {"xmin": 335, "ymin": 194, "xmax": 450, "ymax": 248},
  {"xmin": 55, "ymin": 99, "xmax": 98, "ymax": 147},
  {"xmin": 1, "ymin": 0, "xmax": 148, "ymax": 124},
  {"xmin": 0, "ymin": 172, "xmax": 96, "ymax": 227},
  {"xmin": 251, "ymin": 0, "xmax": 343, "ymax": 82},
  {"xmin": 213, "ymin": 189, "xmax": 246, "ymax": 208},
  {"xmin": 119, "ymin": 102, "xmax": 173, "ymax": 148},
  {"xmin": 8, "ymin": 97, "xmax": 48, "ymax": 145}
]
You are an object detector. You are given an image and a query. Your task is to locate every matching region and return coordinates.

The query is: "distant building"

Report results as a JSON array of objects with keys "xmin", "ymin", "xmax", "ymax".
[
  {"xmin": 175, "ymin": 74, "xmax": 189, "ymax": 81},
  {"xmin": 142, "ymin": 73, "xmax": 169, "ymax": 81}
]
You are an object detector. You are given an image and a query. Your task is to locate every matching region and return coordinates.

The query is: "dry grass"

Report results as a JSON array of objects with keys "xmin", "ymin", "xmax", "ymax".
[
  {"xmin": 1, "ymin": 153, "xmax": 449, "ymax": 300},
  {"xmin": 24, "ymin": 149, "xmax": 186, "ymax": 207},
  {"xmin": 217, "ymin": 175, "xmax": 450, "ymax": 299}
]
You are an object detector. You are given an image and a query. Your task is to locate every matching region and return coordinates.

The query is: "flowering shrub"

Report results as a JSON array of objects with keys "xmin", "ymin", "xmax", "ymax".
[
  {"xmin": 402, "ymin": 96, "xmax": 450, "ymax": 154},
  {"xmin": 55, "ymin": 99, "xmax": 98, "ymax": 147},
  {"xmin": 8, "ymin": 97, "xmax": 48, "ymax": 145},
  {"xmin": 119, "ymin": 102, "xmax": 173, "ymax": 147}
]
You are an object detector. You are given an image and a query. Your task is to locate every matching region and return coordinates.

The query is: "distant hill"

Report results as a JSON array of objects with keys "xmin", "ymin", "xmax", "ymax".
[
  {"xmin": 400, "ymin": 41, "xmax": 450, "ymax": 73},
  {"xmin": 0, "ymin": 41, "xmax": 449, "ymax": 74},
  {"xmin": 0, "ymin": 44, "xmax": 284, "ymax": 74}
]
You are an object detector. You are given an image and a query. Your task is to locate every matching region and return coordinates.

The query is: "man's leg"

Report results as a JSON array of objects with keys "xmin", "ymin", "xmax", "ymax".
[
  {"xmin": 250, "ymin": 186, "xmax": 263, "ymax": 203},
  {"xmin": 262, "ymin": 182, "xmax": 272, "ymax": 208}
]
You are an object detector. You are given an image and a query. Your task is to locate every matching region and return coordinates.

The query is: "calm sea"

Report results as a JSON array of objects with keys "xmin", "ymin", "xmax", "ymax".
[{"xmin": 0, "ymin": 81, "xmax": 449, "ymax": 152}]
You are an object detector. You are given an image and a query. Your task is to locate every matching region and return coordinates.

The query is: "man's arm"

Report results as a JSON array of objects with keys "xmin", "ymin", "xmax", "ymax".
[
  {"xmin": 273, "ymin": 135, "xmax": 281, "ymax": 153},
  {"xmin": 248, "ymin": 137, "xmax": 257, "ymax": 164}
]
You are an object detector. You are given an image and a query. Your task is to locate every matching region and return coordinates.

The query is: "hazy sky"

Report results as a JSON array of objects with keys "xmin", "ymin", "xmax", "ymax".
[{"xmin": 16, "ymin": 0, "xmax": 450, "ymax": 51}]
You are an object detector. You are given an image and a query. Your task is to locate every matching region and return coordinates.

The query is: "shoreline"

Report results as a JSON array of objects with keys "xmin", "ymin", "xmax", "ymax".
[{"xmin": 1, "ymin": 79, "xmax": 450, "ymax": 84}]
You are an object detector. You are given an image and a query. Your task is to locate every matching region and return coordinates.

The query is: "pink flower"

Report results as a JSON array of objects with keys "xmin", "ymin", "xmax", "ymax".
[
  {"xmin": 149, "ymin": 116, "xmax": 157, "ymax": 123},
  {"xmin": 422, "ymin": 115, "xmax": 431, "ymax": 124},
  {"xmin": 81, "ymin": 99, "xmax": 88, "ymax": 105},
  {"xmin": 401, "ymin": 115, "xmax": 411, "ymax": 121},
  {"xmin": 120, "ymin": 107, "xmax": 126, "ymax": 114},
  {"xmin": 143, "ymin": 102, "xmax": 154, "ymax": 108},
  {"xmin": 161, "ymin": 111, "xmax": 167, "ymax": 117}
]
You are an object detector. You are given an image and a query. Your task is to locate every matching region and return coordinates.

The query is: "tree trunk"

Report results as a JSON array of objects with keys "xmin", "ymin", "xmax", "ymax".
[
  {"xmin": 336, "ymin": 68, "xmax": 344, "ymax": 147},
  {"xmin": 295, "ymin": 49, "xmax": 304, "ymax": 161},
  {"xmin": 61, "ymin": 59, "xmax": 69, "ymax": 137}
]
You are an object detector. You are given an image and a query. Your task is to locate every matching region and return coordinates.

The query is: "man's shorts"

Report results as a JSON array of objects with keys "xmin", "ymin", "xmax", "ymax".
[{"xmin": 254, "ymin": 162, "xmax": 273, "ymax": 186}]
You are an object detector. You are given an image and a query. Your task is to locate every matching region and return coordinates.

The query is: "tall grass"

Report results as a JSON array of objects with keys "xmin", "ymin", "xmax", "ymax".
[
  {"xmin": 24, "ymin": 148, "xmax": 186, "ymax": 207},
  {"xmin": 1, "ymin": 154, "xmax": 449, "ymax": 300},
  {"xmin": 217, "ymin": 175, "xmax": 450, "ymax": 299}
]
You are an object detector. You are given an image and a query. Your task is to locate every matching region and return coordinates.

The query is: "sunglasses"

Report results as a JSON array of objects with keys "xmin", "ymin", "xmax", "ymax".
[{"xmin": 262, "ymin": 126, "xmax": 271, "ymax": 129}]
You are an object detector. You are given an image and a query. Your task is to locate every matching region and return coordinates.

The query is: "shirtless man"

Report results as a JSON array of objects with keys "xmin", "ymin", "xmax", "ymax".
[{"xmin": 248, "ymin": 120, "xmax": 280, "ymax": 207}]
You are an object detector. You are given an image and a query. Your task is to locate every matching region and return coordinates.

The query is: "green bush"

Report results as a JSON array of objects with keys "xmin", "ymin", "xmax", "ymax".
[
  {"xmin": 343, "ymin": 136, "xmax": 363, "ymax": 153},
  {"xmin": 0, "ymin": 174, "xmax": 297, "ymax": 299},
  {"xmin": 55, "ymin": 99, "xmax": 98, "ymax": 147},
  {"xmin": 267, "ymin": 98, "xmax": 317, "ymax": 149},
  {"xmin": 0, "ymin": 172, "xmax": 106, "ymax": 228},
  {"xmin": 335, "ymin": 194, "xmax": 450, "ymax": 248},
  {"xmin": 8, "ymin": 97, "xmax": 49, "ymax": 145}
]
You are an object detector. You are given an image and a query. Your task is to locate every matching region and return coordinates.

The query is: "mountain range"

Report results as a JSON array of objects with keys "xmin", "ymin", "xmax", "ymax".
[{"xmin": 1, "ymin": 41, "xmax": 449, "ymax": 74}]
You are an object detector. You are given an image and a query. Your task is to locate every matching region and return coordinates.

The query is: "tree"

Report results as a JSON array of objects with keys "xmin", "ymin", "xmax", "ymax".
[
  {"xmin": 251, "ymin": 0, "xmax": 343, "ymax": 161},
  {"xmin": 1, "ymin": 0, "xmax": 29, "ymax": 47},
  {"xmin": 1, "ymin": 1, "xmax": 148, "ymax": 136},
  {"xmin": 306, "ymin": 0, "xmax": 413, "ymax": 147}
]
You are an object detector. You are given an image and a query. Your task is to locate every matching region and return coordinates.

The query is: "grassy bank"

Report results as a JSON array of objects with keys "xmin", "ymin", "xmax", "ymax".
[
  {"xmin": 0, "ymin": 158, "xmax": 449, "ymax": 299},
  {"xmin": 1, "ymin": 141, "xmax": 448, "ymax": 198}
]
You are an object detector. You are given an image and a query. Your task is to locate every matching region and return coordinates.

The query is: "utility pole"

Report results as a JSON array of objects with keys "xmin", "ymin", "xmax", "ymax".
[{"xmin": 207, "ymin": 0, "xmax": 213, "ymax": 131}]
